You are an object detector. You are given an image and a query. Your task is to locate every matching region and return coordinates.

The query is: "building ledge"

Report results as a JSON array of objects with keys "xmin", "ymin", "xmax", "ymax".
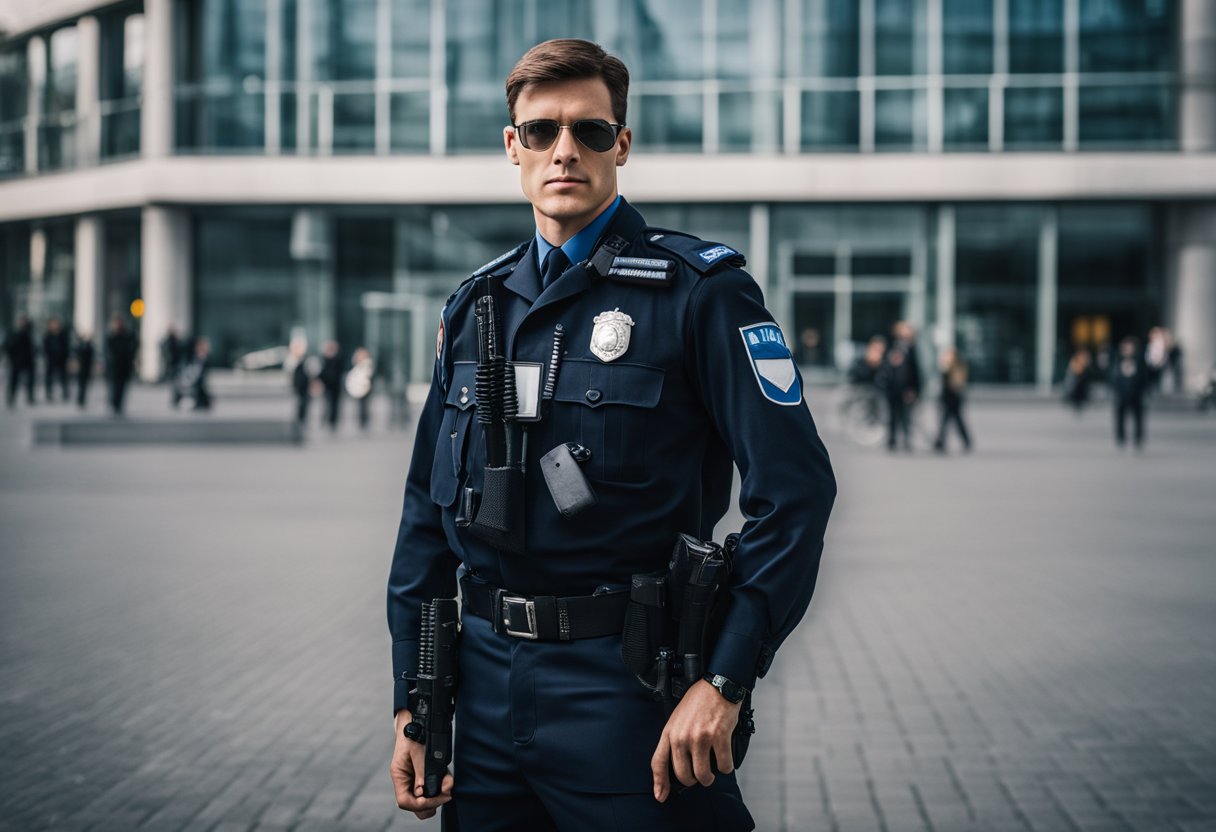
[{"xmin": 1, "ymin": 152, "xmax": 1215, "ymax": 222}]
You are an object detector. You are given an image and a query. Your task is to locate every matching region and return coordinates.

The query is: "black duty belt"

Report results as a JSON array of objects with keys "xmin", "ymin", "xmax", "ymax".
[{"xmin": 460, "ymin": 574, "xmax": 629, "ymax": 641}]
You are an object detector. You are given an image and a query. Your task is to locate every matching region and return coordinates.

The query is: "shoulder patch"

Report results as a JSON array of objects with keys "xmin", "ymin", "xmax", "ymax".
[
  {"xmin": 607, "ymin": 255, "xmax": 675, "ymax": 288},
  {"xmin": 645, "ymin": 229, "xmax": 747, "ymax": 275},
  {"xmin": 472, "ymin": 242, "xmax": 529, "ymax": 278},
  {"xmin": 739, "ymin": 322, "xmax": 802, "ymax": 406}
]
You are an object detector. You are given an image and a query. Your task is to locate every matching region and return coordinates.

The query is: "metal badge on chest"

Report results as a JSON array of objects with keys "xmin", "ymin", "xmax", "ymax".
[{"xmin": 590, "ymin": 308, "xmax": 634, "ymax": 363}]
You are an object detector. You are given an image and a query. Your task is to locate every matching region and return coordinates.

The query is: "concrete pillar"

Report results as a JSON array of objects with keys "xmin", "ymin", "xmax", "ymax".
[
  {"xmin": 25, "ymin": 36, "xmax": 44, "ymax": 174},
  {"xmin": 1180, "ymin": 0, "xmax": 1216, "ymax": 152},
  {"xmin": 140, "ymin": 206, "xmax": 191, "ymax": 380},
  {"xmin": 74, "ymin": 215, "xmax": 104, "ymax": 340},
  {"xmin": 75, "ymin": 16, "xmax": 101, "ymax": 166},
  {"xmin": 142, "ymin": 0, "xmax": 174, "ymax": 158},
  {"xmin": 1166, "ymin": 203, "xmax": 1216, "ymax": 392}
]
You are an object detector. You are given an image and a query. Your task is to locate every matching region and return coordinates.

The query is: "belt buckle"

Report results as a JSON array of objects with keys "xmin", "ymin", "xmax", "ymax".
[{"xmin": 500, "ymin": 594, "xmax": 538, "ymax": 640}]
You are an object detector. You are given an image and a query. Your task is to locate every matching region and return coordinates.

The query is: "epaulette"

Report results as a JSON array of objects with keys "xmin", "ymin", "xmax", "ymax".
[
  {"xmin": 643, "ymin": 229, "xmax": 746, "ymax": 275},
  {"xmin": 472, "ymin": 241, "xmax": 529, "ymax": 278},
  {"xmin": 446, "ymin": 241, "xmax": 530, "ymax": 304}
]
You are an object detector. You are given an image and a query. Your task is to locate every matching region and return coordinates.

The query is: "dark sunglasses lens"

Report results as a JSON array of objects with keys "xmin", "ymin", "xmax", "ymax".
[
  {"xmin": 523, "ymin": 121, "xmax": 559, "ymax": 149},
  {"xmin": 574, "ymin": 120, "xmax": 616, "ymax": 151}
]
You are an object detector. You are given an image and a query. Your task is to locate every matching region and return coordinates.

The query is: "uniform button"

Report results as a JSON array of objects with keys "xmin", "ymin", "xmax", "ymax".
[
  {"xmin": 585, "ymin": 389, "xmax": 602, "ymax": 403},
  {"xmin": 461, "ymin": 386, "xmax": 469, "ymax": 393},
  {"xmin": 460, "ymin": 395, "xmax": 469, "ymax": 405}
]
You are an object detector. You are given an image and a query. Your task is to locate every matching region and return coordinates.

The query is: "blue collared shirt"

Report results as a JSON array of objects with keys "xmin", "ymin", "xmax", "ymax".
[{"xmin": 534, "ymin": 194, "xmax": 622, "ymax": 275}]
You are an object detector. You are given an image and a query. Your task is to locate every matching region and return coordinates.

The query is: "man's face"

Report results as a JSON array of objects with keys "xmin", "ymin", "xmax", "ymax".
[{"xmin": 504, "ymin": 77, "xmax": 631, "ymax": 240}]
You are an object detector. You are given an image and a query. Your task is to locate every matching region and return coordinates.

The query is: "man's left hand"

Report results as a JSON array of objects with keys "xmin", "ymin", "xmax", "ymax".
[{"xmin": 650, "ymin": 679, "xmax": 741, "ymax": 802}]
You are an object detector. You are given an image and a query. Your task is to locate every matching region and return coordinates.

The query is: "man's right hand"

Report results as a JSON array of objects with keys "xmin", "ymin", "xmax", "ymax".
[{"xmin": 390, "ymin": 709, "xmax": 454, "ymax": 820}]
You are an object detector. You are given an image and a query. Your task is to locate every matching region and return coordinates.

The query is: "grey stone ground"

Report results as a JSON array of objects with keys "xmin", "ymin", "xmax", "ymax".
[{"xmin": 1, "ymin": 383, "xmax": 1214, "ymax": 832}]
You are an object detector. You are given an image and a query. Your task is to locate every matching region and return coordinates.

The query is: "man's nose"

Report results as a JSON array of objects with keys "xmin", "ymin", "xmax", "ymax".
[{"xmin": 551, "ymin": 125, "xmax": 581, "ymax": 165}]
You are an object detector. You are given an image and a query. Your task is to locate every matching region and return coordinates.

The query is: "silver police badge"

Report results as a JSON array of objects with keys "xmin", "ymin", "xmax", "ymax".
[{"xmin": 590, "ymin": 308, "xmax": 634, "ymax": 363}]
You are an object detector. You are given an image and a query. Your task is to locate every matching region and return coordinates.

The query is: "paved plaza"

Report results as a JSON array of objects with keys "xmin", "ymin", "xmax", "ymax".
[{"xmin": 1, "ymin": 384, "xmax": 1214, "ymax": 832}]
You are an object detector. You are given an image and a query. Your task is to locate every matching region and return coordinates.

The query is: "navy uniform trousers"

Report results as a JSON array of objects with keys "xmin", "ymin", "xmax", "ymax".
[{"xmin": 442, "ymin": 609, "xmax": 754, "ymax": 832}]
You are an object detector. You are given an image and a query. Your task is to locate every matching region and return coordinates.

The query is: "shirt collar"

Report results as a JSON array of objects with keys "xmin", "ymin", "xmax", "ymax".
[{"xmin": 534, "ymin": 194, "xmax": 623, "ymax": 269}]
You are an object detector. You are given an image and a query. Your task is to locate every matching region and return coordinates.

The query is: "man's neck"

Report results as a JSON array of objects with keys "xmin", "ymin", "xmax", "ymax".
[{"xmin": 534, "ymin": 191, "xmax": 619, "ymax": 247}]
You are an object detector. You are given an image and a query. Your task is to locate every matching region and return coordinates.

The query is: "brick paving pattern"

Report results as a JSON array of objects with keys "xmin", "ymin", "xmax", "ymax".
[{"xmin": 1, "ymin": 386, "xmax": 1214, "ymax": 831}]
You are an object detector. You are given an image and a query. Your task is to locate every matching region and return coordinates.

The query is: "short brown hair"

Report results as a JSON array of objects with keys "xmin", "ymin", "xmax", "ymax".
[{"xmin": 505, "ymin": 39, "xmax": 629, "ymax": 125}]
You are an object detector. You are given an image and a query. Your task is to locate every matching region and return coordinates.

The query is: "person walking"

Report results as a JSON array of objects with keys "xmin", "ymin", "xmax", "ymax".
[
  {"xmin": 42, "ymin": 316, "xmax": 71, "ymax": 402},
  {"xmin": 1062, "ymin": 349, "xmax": 1093, "ymax": 413},
  {"xmin": 882, "ymin": 344, "xmax": 914, "ymax": 451},
  {"xmin": 75, "ymin": 333, "xmax": 96, "ymax": 409},
  {"xmin": 4, "ymin": 314, "xmax": 36, "ymax": 408},
  {"xmin": 104, "ymin": 314, "xmax": 138, "ymax": 416},
  {"xmin": 346, "ymin": 347, "xmax": 375, "ymax": 430},
  {"xmin": 318, "ymin": 340, "xmax": 343, "ymax": 431},
  {"xmin": 288, "ymin": 339, "xmax": 313, "ymax": 426},
  {"xmin": 175, "ymin": 337, "xmax": 212, "ymax": 411},
  {"xmin": 933, "ymin": 347, "xmax": 972, "ymax": 453},
  {"xmin": 387, "ymin": 39, "xmax": 835, "ymax": 831},
  {"xmin": 1111, "ymin": 336, "xmax": 1150, "ymax": 449}
]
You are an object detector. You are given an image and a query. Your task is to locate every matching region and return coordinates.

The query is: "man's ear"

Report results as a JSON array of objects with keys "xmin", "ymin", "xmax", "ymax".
[
  {"xmin": 504, "ymin": 126, "xmax": 520, "ymax": 165},
  {"xmin": 615, "ymin": 127, "xmax": 632, "ymax": 166}
]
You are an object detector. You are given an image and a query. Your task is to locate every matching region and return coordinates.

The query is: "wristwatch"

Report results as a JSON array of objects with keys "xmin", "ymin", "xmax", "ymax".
[{"xmin": 703, "ymin": 673, "xmax": 749, "ymax": 704}]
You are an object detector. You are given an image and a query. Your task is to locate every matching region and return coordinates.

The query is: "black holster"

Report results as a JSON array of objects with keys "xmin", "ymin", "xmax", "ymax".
[{"xmin": 621, "ymin": 532, "xmax": 755, "ymax": 769}]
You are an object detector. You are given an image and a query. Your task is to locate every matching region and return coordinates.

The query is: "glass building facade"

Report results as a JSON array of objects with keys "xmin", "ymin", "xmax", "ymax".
[{"xmin": 0, "ymin": 0, "xmax": 1211, "ymax": 388}]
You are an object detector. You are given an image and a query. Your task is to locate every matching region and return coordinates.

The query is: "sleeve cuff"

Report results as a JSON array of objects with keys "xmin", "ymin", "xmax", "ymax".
[
  {"xmin": 707, "ymin": 630, "xmax": 765, "ymax": 692},
  {"xmin": 392, "ymin": 638, "xmax": 419, "ymax": 715}
]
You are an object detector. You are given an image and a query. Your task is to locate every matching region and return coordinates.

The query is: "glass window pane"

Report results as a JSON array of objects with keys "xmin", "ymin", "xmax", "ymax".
[
  {"xmin": 1059, "ymin": 206, "xmax": 1153, "ymax": 291},
  {"xmin": 0, "ymin": 47, "xmax": 26, "ymax": 176},
  {"xmin": 1079, "ymin": 0, "xmax": 1176, "ymax": 72},
  {"xmin": 1004, "ymin": 86, "xmax": 1063, "ymax": 148},
  {"xmin": 47, "ymin": 26, "xmax": 78, "ymax": 115},
  {"xmin": 636, "ymin": 94, "xmax": 702, "ymax": 152},
  {"xmin": 1078, "ymin": 84, "xmax": 1174, "ymax": 146},
  {"xmin": 793, "ymin": 253, "xmax": 836, "ymax": 276},
  {"xmin": 390, "ymin": 92, "xmax": 429, "ymax": 152},
  {"xmin": 875, "ymin": 0, "xmax": 928, "ymax": 76},
  {"xmin": 1009, "ymin": 0, "xmax": 1064, "ymax": 73},
  {"xmin": 719, "ymin": 90, "xmax": 782, "ymax": 153},
  {"xmin": 956, "ymin": 205, "xmax": 1039, "ymax": 287},
  {"xmin": 332, "ymin": 91, "xmax": 375, "ymax": 151},
  {"xmin": 875, "ymin": 88, "xmax": 927, "ymax": 150},
  {"xmin": 623, "ymin": 0, "xmax": 703, "ymax": 81},
  {"xmin": 391, "ymin": 0, "xmax": 431, "ymax": 77},
  {"xmin": 448, "ymin": 90, "xmax": 506, "ymax": 153},
  {"xmin": 853, "ymin": 252, "xmax": 913, "ymax": 275},
  {"xmin": 801, "ymin": 90, "xmax": 859, "ymax": 150},
  {"xmin": 802, "ymin": 0, "xmax": 859, "ymax": 77},
  {"xmin": 313, "ymin": 0, "xmax": 376, "ymax": 82},
  {"xmin": 336, "ymin": 217, "xmax": 394, "ymax": 352},
  {"xmin": 195, "ymin": 215, "xmax": 296, "ymax": 366},
  {"xmin": 717, "ymin": 0, "xmax": 780, "ymax": 80},
  {"xmin": 944, "ymin": 87, "xmax": 988, "ymax": 149},
  {"xmin": 943, "ymin": 0, "xmax": 993, "ymax": 74}
]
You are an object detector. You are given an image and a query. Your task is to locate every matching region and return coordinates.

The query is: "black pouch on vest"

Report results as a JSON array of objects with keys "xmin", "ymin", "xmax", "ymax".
[
  {"xmin": 467, "ymin": 466, "xmax": 525, "ymax": 554},
  {"xmin": 539, "ymin": 442, "xmax": 597, "ymax": 519}
]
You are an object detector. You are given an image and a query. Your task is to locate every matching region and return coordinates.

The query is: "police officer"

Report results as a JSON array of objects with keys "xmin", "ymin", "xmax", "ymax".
[{"xmin": 387, "ymin": 39, "xmax": 835, "ymax": 831}]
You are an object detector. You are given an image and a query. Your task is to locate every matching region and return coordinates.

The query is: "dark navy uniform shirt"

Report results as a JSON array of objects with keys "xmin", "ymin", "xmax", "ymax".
[{"xmin": 387, "ymin": 198, "xmax": 836, "ymax": 712}]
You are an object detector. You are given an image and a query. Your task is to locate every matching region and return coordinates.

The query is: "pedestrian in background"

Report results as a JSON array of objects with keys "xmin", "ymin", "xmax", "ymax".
[
  {"xmin": 288, "ymin": 338, "xmax": 313, "ymax": 426},
  {"xmin": 1111, "ymin": 336, "xmax": 1149, "ymax": 449},
  {"xmin": 161, "ymin": 326, "xmax": 187, "ymax": 385},
  {"xmin": 1145, "ymin": 327, "xmax": 1169, "ymax": 394},
  {"xmin": 847, "ymin": 336, "xmax": 887, "ymax": 386},
  {"xmin": 4, "ymin": 313, "xmax": 36, "ymax": 408},
  {"xmin": 933, "ymin": 347, "xmax": 972, "ymax": 453},
  {"xmin": 319, "ymin": 340, "xmax": 343, "ymax": 432},
  {"xmin": 104, "ymin": 314, "xmax": 138, "ymax": 416},
  {"xmin": 345, "ymin": 346, "xmax": 374, "ymax": 430},
  {"xmin": 42, "ymin": 316, "xmax": 71, "ymax": 403},
  {"xmin": 1062, "ymin": 349, "xmax": 1093, "ymax": 413},
  {"xmin": 891, "ymin": 320, "xmax": 922, "ymax": 406},
  {"xmin": 175, "ymin": 337, "xmax": 212, "ymax": 411},
  {"xmin": 882, "ymin": 344, "xmax": 914, "ymax": 452},
  {"xmin": 75, "ymin": 333, "xmax": 96, "ymax": 409}
]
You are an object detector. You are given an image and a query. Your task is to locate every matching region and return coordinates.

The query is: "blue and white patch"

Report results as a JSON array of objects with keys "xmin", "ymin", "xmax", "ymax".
[
  {"xmin": 698, "ymin": 244, "xmax": 737, "ymax": 265},
  {"xmin": 739, "ymin": 323, "xmax": 802, "ymax": 406}
]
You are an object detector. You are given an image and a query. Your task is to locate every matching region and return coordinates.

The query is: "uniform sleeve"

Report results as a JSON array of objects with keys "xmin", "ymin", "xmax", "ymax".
[
  {"xmin": 686, "ymin": 269, "xmax": 836, "ymax": 691},
  {"xmin": 386, "ymin": 342, "xmax": 461, "ymax": 714}
]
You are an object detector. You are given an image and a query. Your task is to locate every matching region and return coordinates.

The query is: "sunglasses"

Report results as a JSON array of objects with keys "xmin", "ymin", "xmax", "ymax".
[{"xmin": 512, "ymin": 119, "xmax": 625, "ymax": 153}]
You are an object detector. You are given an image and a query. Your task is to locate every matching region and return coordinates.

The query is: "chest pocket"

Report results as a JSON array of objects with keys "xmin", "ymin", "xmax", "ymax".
[
  {"xmin": 552, "ymin": 359, "xmax": 665, "ymax": 483},
  {"xmin": 430, "ymin": 361, "xmax": 477, "ymax": 508}
]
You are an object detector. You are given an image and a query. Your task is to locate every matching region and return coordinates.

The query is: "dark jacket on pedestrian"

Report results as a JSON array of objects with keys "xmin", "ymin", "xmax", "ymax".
[
  {"xmin": 4, "ymin": 325, "xmax": 35, "ymax": 368},
  {"xmin": 105, "ymin": 330, "xmax": 138, "ymax": 379},
  {"xmin": 1110, "ymin": 353, "xmax": 1149, "ymax": 401},
  {"xmin": 43, "ymin": 329, "xmax": 70, "ymax": 368}
]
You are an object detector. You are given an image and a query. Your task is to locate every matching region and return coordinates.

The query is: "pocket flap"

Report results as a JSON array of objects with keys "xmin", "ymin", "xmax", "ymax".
[
  {"xmin": 445, "ymin": 361, "xmax": 477, "ymax": 410},
  {"xmin": 553, "ymin": 359, "xmax": 665, "ymax": 409}
]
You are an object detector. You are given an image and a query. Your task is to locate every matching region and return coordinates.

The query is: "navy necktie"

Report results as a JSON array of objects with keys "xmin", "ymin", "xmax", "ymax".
[{"xmin": 541, "ymin": 248, "xmax": 570, "ymax": 290}]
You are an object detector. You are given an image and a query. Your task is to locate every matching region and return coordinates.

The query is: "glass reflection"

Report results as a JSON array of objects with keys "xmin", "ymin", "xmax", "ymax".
[
  {"xmin": 1079, "ymin": 0, "xmax": 1176, "ymax": 72},
  {"xmin": 1004, "ymin": 86, "xmax": 1063, "ymax": 148},
  {"xmin": 1009, "ymin": 0, "xmax": 1064, "ymax": 73}
]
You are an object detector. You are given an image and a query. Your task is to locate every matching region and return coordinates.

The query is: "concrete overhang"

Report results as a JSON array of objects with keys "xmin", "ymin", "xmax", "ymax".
[{"xmin": 1, "ymin": 152, "xmax": 1215, "ymax": 223}]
